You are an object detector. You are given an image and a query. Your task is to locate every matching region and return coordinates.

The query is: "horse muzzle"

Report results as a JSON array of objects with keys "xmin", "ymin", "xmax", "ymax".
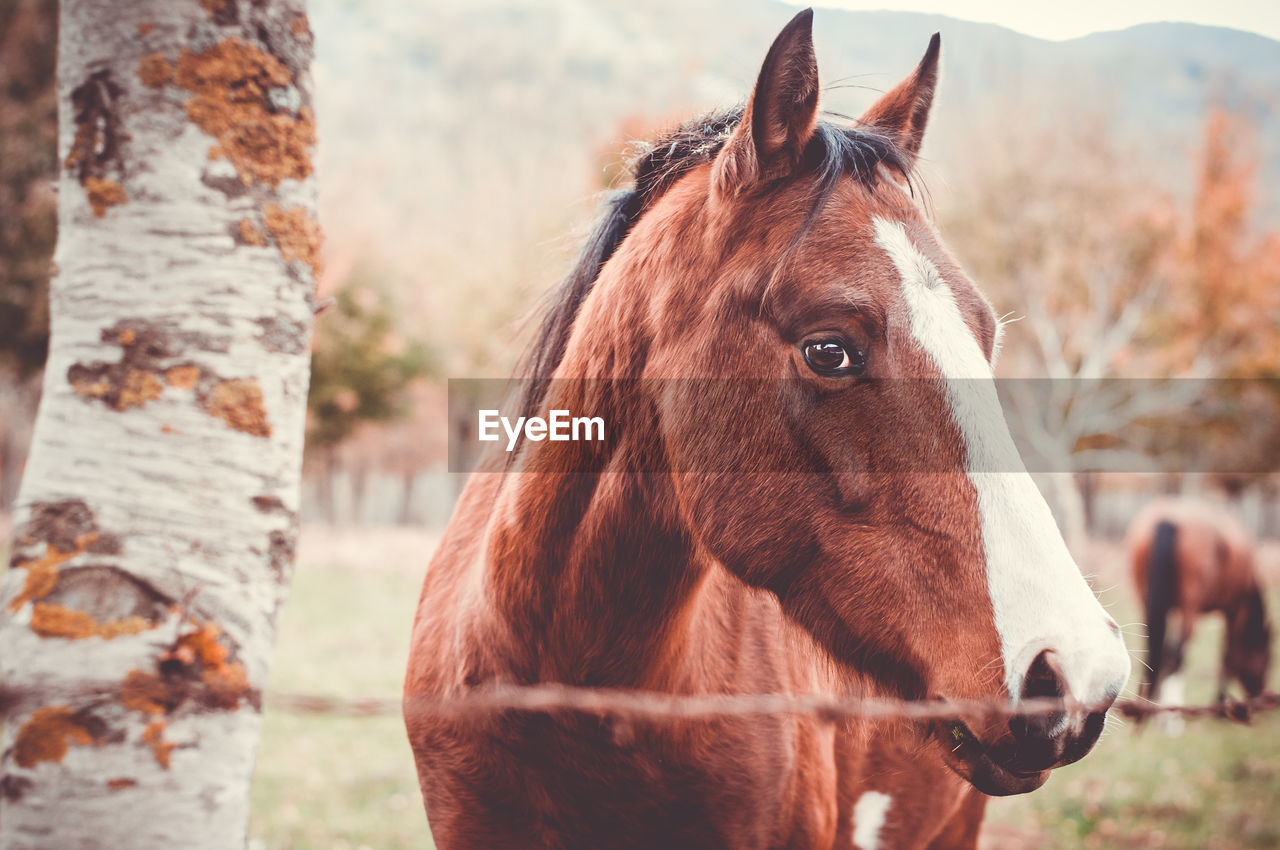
[
  {"xmin": 935, "ymin": 649, "xmax": 1120, "ymax": 796},
  {"xmin": 936, "ymin": 707, "xmax": 1110, "ymax": 796}
]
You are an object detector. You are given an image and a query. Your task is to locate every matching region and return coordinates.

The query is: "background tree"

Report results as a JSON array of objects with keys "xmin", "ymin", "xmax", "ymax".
[
  {"xmin": 306, "ymin": 270, "xmax": 432, "ymax": 521},
  {"xmin": 943, "ymin": 104, "xmax": 1280, "ymax": 550},
  {"xmin": 0, "ymin": 0, "xmax": 56, "ymax": 509},
  {"xmin": 1161, "ymin": 107, "xmax": 1280, "ymax": 488},
  {"xmin": 1154, "ymin": 107, "xmax": 1280, "ymax": 379},
  {"xmin": 0, "ymin": 1, "xmax": 319, "ymax": 846},
  {"xmin": 944, "ymin": 112, "xmax": 1179, "ymax": 550}
]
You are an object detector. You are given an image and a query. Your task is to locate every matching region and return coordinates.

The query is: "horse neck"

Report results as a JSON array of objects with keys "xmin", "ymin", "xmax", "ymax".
[
  {"xmin": 481, "ymin": 385, "xmax": 710, "ymax": 689},
  {"xmin": 478, "ymin": 200, "xmax": 750, "ymax": 688}
]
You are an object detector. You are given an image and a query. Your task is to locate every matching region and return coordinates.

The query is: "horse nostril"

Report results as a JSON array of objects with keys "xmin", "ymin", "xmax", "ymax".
[
  {"xmin": 1021, "ymin": 649, "xmax": 1067, "ymax": 701},
  {"xmin": 1009, "ymin": 649, "xmax": 1068, "ymax": 744},
  {"xmin": 1002, "ymin": 650, "xmax": 1117, "ymax": 773}
]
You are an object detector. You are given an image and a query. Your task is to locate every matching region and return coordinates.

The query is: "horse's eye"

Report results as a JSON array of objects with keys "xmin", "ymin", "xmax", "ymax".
[{"xmin": 801, "ymin": 338, "xmax": 866, "ymax": 377}]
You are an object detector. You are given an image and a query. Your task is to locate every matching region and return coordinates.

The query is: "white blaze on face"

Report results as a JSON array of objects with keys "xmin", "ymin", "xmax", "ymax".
[
  {"xmin": 851, "ymin": 791, "xmax": 892, "ymax": 850},
  {"xmin": 871, "ymin": 216, "xmax": 1130, "ymax": 706}
]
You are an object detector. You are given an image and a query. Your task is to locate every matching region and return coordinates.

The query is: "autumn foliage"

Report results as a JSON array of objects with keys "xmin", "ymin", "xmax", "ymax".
[{"xmin": 1164, "ymin": 108, "xmax": 1280, "ymax": 378}]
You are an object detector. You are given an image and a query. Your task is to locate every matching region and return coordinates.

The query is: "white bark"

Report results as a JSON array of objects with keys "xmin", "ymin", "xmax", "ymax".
[{"xmin": 0, "ymin": 1, "xmax": 316, "ymax": 847}]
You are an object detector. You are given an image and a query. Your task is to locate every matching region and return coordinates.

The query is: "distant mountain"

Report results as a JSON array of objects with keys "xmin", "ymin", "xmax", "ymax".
[{"xmin": 306, "ymin": 0, "xmax": 1280, "ymax": 365}]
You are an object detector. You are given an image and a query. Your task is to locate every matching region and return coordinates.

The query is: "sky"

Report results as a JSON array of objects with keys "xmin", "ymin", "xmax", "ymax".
[{"xmin": 796, "ymin": 1, "xmax": 1280, "ymax": 42}]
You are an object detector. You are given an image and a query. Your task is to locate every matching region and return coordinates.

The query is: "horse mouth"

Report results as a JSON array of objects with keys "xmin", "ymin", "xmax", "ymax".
[{"xmin": 933, "ymin": 720, "xmax": 1051, "ymax": 796}]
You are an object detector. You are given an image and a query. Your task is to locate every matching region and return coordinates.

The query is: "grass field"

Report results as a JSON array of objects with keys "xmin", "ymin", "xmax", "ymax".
[
  {"xmin": 250, "ymin": 529, "xmax": 431, "ymax": 850},
  {"xmin": 250, "ymin": 529, "xmax": 1280, "ymax": 849},
  {"xmin": 3, "ymin": 525, "xmax": 1276, "ymax": 847},
  {"xmin": 979, "ymin": 576, "xmax": 1280, "ymax": 850}
]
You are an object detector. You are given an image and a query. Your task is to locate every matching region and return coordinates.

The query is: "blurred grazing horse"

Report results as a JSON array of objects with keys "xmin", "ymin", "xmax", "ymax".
[
  {"xmin": 405, "ymin": 10, "xmax": 1130, "ymax": 849},
  {"xmin": 1128, "ymin": 499, "xmax": 1272, "ymax": 705}
]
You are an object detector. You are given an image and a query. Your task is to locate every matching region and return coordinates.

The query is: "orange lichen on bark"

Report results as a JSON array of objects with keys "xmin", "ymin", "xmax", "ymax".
[
  {"xmin": 238, "ymin": 216, "xmax": 268, "ymax": 246},
  {"xmin": 171, "ymin": 621, "xmax": 229, "ymax": 668},
  {"xmin": 108, "ymin": 777, "xmax": 138, "ymax": 790},
  {"xmin": 203, "ymin": 378, "xmax": 271, "ymax": 437},
  {"xmin": 9, "ymin": 532, "xmax": 99, "ymax": 610},
  {"xmin": 98, "ymin": 615, "xmax": 153, "ymax": 639},
  {"xmin": 64, "ymin": 126, "xmax": 90, "ymax": 174},
  {"xmin": 173, "ymin": 39, "xmax": 314, "ymax": 187},
  {"xmin": 11, "ymin": 559, "xmax": 59, "ymax": 611},
  {"xmin": 175, "ymin": 623, "xmax": 254, "ymax": 709},
  {"xmin": 197, "ymin": 0, "xmax": 236, "ymax": 20},
  {"xmin": 13, "ymin": 706, "xmax": 99, "ymax": 768},
  {"xmin": 121, "ymin": 670, "xmax": 170, "ymax": 716},
  {"xmin": 84, "ymin": 176, "xmax": 127, "ymax": 217},
  {"xmin": 202, "ymin": 661, "xmax": 252, "ymax": 710},
  {"xmin": 71, "ymin": 368, "xmax": 163, "ymax": 410},
  {"xmin": 119, "ymin": 328, "xmax": 137, "ymax": 345},
  {"xmin": 30, "ymin": 602, "xmax": 153, "ymax": 640},
  {"xmin": 137, "ymin": 22, "xmax": 154, "ymax": 36},
  {"xmin": 142, "ymin": 720, "xmax": 176, "ymax": 768},
  {"xmin": 30, "ymin": 603, "xmax": 97, "ymax": 638},
  {"xmin": 137, "ymin": 53, "xmax": 173, "ymax": 88},
  {"xmin": 120, "ymin": 370, "xmax": 163, "ymax": 408},
  {"xmin": 263, "ymin": 203, "xmax": 323, "ymax": 277},
  {"xmin": 290, "ymin": 15, "xmax": 310, "ymax": 36},
  {"xmin": 164, "ymin": 364, "xmax": 201, "ymax": 389},
  {"xmin": 70, "ymin": 374, "xmax": 110, "ymax": 399},
  {"xmin": 121, "ymin": 621, "xmax": 257, "ymax": 725}
]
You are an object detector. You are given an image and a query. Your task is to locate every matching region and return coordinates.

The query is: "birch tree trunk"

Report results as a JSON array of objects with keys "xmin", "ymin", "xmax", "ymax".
[{"xmin": 0, "ymin": 1, "xmax": 318, "ymax": 846}]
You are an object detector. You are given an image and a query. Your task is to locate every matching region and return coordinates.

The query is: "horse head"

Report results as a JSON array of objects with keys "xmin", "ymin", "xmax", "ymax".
[{"xmin": 552, "ymin": 10, "xmax": 1132, "ymax": 795}]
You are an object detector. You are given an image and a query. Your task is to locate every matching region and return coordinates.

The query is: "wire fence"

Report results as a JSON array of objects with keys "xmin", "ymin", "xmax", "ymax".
[
  {"xmin": 268, "ymin": 684, "xmax": 1280, "ymax": 725},
  {"xmin": 5, "ymin": 681, "xmax": 1275, "ymax": 726}
]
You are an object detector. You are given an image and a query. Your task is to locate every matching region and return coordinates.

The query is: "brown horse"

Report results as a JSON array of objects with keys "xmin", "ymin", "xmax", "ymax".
[
  {"xmin": 1128, "ymin": 498, "xmax": 1272, "ymax": 705},
  {"xmin": 405, "ymin": 10, "xmax": 1130, "ymax": 849}
]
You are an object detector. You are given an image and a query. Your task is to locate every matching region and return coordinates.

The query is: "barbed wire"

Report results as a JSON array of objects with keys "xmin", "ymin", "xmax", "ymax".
[
  {"xmin": 4, "ymin": 681, "xmax": 1275, "ymax": 727},
  {"xmin": 266, "ymin": 684, "xmax": 1280, "ymax": 725}
]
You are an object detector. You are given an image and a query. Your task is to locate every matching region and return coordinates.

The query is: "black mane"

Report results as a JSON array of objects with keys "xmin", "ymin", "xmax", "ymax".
[{"xmin": 515, "ymin": 108, "xmax": 913, "ymax": 420}]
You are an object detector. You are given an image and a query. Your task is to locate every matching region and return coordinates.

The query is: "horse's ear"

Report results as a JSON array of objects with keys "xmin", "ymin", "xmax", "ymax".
[
  {"xmin": 859, "ymin": 33, "xmax": 941, "ymax": 163},
  {"xmin": 713, "ymin": 9, "xmax": 820, "ymax": 197}
]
